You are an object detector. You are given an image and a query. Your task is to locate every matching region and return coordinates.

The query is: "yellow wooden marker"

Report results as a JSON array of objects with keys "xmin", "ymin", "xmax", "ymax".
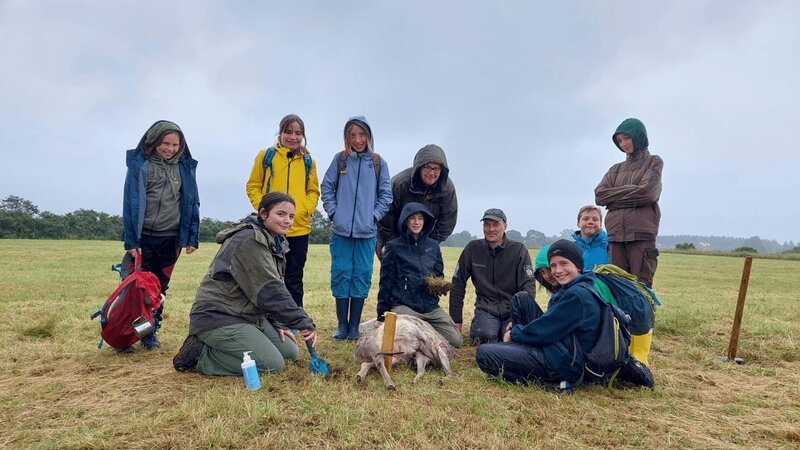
[{"xmin": 381, "ymin": 312, "xmax": 398, "ymax": 375}]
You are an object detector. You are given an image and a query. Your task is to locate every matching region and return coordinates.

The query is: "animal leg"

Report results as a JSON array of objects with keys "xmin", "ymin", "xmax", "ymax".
[
  {"xmin": 413, "ymin": 354, "xmax": 431, "ymax": 384},
  {"xmin": 355, "ymin": 362, "xmax": 373, "ymax": 383},
  {"xmin": 374, "ymin": 356, "xmax": 396, "ymax": 390},
  {"xmin": 436, "ymin": 347, "xmax": 454, "ymax": 381}
]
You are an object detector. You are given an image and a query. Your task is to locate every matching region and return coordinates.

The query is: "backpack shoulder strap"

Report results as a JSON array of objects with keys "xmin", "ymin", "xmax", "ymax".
[
  {"xmin": 371, "ymin": 152, "xmax": 381, "ymax": 180},
  {"xmin": 262, "ymin": 147, "xmax": 277, "ymax": 192},
  {"xmin": 303, "ymin": 152, "xmax": 313, "ymax": 188},
  {"xmin": 334, "ymin": 150, "xmax": 349, "ymax": 193}
]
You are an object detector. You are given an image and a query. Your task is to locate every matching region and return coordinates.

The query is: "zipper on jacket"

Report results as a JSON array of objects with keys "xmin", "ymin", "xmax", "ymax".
[
  {"xmin": 286, "ymin": 155, "xmax": 295, "ymax": 192},
  {"xmin": 491, "ymin": 250, "xmax": 499, "ymax": 302},
  {"xmin": 349, "ymin": 154, "xmax": 363, "ymax": 237}
]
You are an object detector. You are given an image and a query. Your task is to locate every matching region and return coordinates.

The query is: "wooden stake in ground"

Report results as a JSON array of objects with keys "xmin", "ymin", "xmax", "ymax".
[
  {"xmin": 726, "ymin": 256, "xmax": 753, "ymax": 361},
  {"xmin": 381, "ymin": 312, "xmax": 398, "ymax": 375}
]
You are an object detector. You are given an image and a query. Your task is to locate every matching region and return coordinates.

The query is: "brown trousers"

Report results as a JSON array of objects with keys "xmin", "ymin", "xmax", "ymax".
[{"xmin": 608, "ymin": 240, "xmax": 659, "ymax": 287}]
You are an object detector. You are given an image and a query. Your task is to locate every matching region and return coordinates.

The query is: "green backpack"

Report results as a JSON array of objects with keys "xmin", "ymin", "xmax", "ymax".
[{"xmin": 593, "ymin": 264, "xmax": 661, "ymax": 335}]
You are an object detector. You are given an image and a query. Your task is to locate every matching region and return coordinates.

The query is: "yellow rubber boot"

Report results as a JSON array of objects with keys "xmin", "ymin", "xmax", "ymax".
[{"xmin": 629, "ymin": 330, "xmax": 653, "ymax": 366}]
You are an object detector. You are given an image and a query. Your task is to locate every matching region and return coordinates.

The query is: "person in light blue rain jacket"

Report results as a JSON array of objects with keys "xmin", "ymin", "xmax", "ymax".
[{"xmin": 320, "ymin": 116, "xmax": 392, "ymax": 340}]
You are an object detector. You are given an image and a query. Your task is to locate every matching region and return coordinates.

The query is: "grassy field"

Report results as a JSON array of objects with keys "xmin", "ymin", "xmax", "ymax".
[{"xmin": 1, "ymin": 239, "xmax": 799, "ymax": 449}]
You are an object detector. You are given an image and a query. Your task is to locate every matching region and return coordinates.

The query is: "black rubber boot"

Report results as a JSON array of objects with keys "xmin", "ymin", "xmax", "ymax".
[
  {"xmin": 332, "ymin": 298, "xmax": 350, "ymax": 340},
  {"xmin": 173, "ymin": 334, "xmax": 205, "ymax": 372},
  {"xmin": 347, "ymin": 297, "xmax": 365, "ymax": 340}
]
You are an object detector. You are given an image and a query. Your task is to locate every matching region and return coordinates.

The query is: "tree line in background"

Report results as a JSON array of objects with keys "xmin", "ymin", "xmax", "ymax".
[
  {"xmin": 0, "ymin": 195, "xmax": 334, "ymax": 244},
  {"xmin": 2, "ymin": 195, "xmax": 798, "ymax": 253},
  {"xmin": 444, "ymin": 229, "xmax": 798, "ymax": 253}
]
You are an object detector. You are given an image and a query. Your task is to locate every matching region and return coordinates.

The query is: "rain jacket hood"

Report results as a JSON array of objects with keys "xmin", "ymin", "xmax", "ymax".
[
  {"xmin": 142, "ymin": 120, "xmax": 188, "ymax": 158},
  {"xmin": 613, "ymin": 118, "xmax": 649, "ymax": 153},
  {"xmin": 343, "ymin": 115, "xmax": 374, "ymax": 152},
  {"xmin": 398, "ymin": 202, "xmax": 435, "ymax": 238},
  {"xmin": 535, "ymin": 244, "xmax": 551, "ymax": 271},
  {"xmin": 411, "ymin": 144, "xmax": 450, "ymax": 192}
]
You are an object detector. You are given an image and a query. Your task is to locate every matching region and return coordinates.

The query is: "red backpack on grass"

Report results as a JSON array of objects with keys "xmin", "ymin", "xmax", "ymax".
[{"xmin": 91, "ymin": 251, "xmax": 162, "ymax": 351}]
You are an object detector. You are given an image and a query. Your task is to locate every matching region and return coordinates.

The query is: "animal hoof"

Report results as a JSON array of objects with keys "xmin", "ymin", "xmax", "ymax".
[
  {"xmin": 387, "ymin": 384, "xmax": 396, "ymax": 391},
  {"xmin": 356, "ymin": 374, "xmax": 364, "ymax": 383}
]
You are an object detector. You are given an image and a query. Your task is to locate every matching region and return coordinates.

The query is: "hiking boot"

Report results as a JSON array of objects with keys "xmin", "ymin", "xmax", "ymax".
[
  {"xmin": 173, "ymin": 335, "xmax": 205, "ymax": 372},
  {"xmin": 616, "ymin": 356, "xmax": 655, "ymax": 389},
  {"xmin": 140, "ymin": 332, "xmax": 161, "ymax": 350}
]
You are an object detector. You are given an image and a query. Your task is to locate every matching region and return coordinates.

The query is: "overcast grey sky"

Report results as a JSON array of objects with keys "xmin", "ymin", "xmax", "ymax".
[{"xmin": 1, "ymin": 1, "xmax": 798, "ymax": 243}]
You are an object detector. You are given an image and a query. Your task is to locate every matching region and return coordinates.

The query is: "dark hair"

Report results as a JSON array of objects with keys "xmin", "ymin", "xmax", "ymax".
[
  {"xmin": 145, "ymin": 130, "xmax": 182, "ymax": 157},
  {"xmin": 276, "ymin": 114, "xmax": 307, "ymax": 151},
  {"xmin": 258, "ymin": 191, "xmax": 295, "ymax": 215},
  {"xmin": 535, "ymin": 268, "xmax": 560, "ymax": 294}
]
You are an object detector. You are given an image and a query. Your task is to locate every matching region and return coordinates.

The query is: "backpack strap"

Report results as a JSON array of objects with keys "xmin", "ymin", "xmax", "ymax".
[
  {"xmin": 265, "ymin": 147, "xmax": 314, "ymax": 193},
  {"xmin": 371, "ymin": 152, "xmax": 381, "ymax": 180},
  {"xmin": 334, "ymin": 150, "xmax": 350, "ymax": 194},
  {"xmin": 303, "ymin": 152, "xmax": 313, "ymax": 189},
  {"xmin": 334, "ymin": 150, "xmax": 382, "ymax": 194},
  {"xmin": 261, "ymin": 147, "xmax": 277, "ymax": 192}
]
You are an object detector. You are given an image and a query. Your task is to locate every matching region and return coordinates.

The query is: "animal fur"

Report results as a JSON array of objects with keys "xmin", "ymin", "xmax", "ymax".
[{"xmin": 353, "ymin": 314, "xmax": 454, "ymax": 390}]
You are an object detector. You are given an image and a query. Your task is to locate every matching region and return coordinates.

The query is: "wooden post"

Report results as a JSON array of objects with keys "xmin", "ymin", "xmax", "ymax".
[
  {"xmin": 381, "ymin": 312, "xmax": 398, "ymax": 375},
  {"xmin": 727, "ymin": 256, "xmax": 753, "ymax": 360}
]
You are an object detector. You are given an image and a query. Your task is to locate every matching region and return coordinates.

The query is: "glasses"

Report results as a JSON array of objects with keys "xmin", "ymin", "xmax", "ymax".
[{"xmin": 421, "ymin": 165, "xmax": 442, "ymax": 173}]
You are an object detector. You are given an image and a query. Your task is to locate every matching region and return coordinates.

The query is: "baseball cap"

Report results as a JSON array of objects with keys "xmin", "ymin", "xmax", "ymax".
[{"xmin": 480, "ymin": 208, "xmax": 507, "ymax": 223}]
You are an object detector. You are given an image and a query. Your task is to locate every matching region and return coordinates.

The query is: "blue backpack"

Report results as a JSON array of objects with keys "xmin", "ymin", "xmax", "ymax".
[
  {"xmin": 594, "ymin": 264, "xmax": 661, "ymax": 335},
  {"xmin": 577, "ymin": 285, "xmax": 632, "ymax": 384},
  {"xmin": 262, "ymin": 147, "xmax": 313, "ymax": 192}
]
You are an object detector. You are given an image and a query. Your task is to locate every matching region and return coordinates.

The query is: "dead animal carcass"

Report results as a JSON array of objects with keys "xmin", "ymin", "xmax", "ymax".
[{"xmin": 353, "ymin": 314, "xmax": 454, "ymax": 390}]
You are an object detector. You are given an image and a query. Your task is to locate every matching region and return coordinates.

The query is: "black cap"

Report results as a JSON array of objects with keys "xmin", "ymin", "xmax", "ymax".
[
  {"xmin": 547, "ymin": 239, "xmax": 584, "ymax": 272},
  {"xmin": 481, "ymin": 208, "xmax": 507, "ymax": 223}
]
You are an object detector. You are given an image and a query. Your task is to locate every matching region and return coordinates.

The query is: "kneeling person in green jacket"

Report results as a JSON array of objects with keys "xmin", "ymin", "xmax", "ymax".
[{"xmin": 175, "ymin": 192, "xmax": 318, "ymax": 375}]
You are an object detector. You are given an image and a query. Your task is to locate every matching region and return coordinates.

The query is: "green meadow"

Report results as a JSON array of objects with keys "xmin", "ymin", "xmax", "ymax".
[{"xmin": 1, "ymin": 239, "xmax": 798, "ymax": 449}]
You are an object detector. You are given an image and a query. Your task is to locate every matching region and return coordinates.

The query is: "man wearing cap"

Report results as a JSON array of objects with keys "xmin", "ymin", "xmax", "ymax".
[
  {"xmin": 449, "ymin": 208, "xmax": 536, "ymax": 344},
  {"xmin": 377, "ymin": 144, "xmax": 457, "ymax": 259}
]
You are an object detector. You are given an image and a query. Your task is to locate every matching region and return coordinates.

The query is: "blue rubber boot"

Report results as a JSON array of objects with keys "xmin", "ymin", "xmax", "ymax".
[
  {"xmin": 332, "ymin": 298, "xmax": 349, "ymax": 340},
  {"xmin": 347, "ymin": 297, "xmax": 365, "ymax": 340},
  {"xmin": 140, "ymin": 306, "xmax": 162, "ymax": 350}
]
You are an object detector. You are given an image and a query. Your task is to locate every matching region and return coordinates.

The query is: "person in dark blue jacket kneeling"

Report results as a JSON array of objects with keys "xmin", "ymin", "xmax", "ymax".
[
  {"xmin": 475, "ymin": 240, "xmax": 600, "ymax": 387},
  {"xmin": 374, "ymin": 202, "xmax": 463, "ymax": 348}
]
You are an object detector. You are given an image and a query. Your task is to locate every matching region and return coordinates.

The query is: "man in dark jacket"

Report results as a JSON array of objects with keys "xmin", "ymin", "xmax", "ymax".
[
  {"xmin": 595, "ymin": 118, "xmax": 663, "ymax": 287},
  {"xmin": 449, "ymin": 208, "xmax": 537, "ymax": 344},
  {"xmin": 377, "ymin": 144, "xmax": 457, "ymax": 258},
  {"xmin": 376, "ymin": 202, "xmax": 462, "ymax": 347}
]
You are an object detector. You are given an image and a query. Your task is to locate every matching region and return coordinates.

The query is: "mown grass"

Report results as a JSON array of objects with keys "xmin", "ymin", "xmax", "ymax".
[{"xmin": 0, "ymin": 240, "xmax": 798, "ymax": 449}]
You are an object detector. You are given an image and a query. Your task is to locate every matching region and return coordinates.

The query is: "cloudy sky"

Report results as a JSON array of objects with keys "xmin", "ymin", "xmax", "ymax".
[{"xmin": 1, "ymin": 1, "xmax": 798, "ymax": 243}]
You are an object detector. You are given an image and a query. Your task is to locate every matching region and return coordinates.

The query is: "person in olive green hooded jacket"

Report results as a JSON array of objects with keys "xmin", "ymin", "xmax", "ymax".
[
  {"xmin": 594, "ymin": 118, "xmax": 663, "ymax": 288},
  {"xmin": 175, "ymin": 192, "xmax": 318, "ymax": 376}
]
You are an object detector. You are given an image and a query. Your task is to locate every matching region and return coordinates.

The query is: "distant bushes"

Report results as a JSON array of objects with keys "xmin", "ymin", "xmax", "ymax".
[{"xmin": 675, "ymin": 243, "xmax": 695, "ymax": 250}]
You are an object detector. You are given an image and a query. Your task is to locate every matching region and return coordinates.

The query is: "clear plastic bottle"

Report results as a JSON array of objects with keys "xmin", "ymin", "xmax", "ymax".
[{"xmin": 241, "ymin": 351, "xmax": 261, "ymax": 391}]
